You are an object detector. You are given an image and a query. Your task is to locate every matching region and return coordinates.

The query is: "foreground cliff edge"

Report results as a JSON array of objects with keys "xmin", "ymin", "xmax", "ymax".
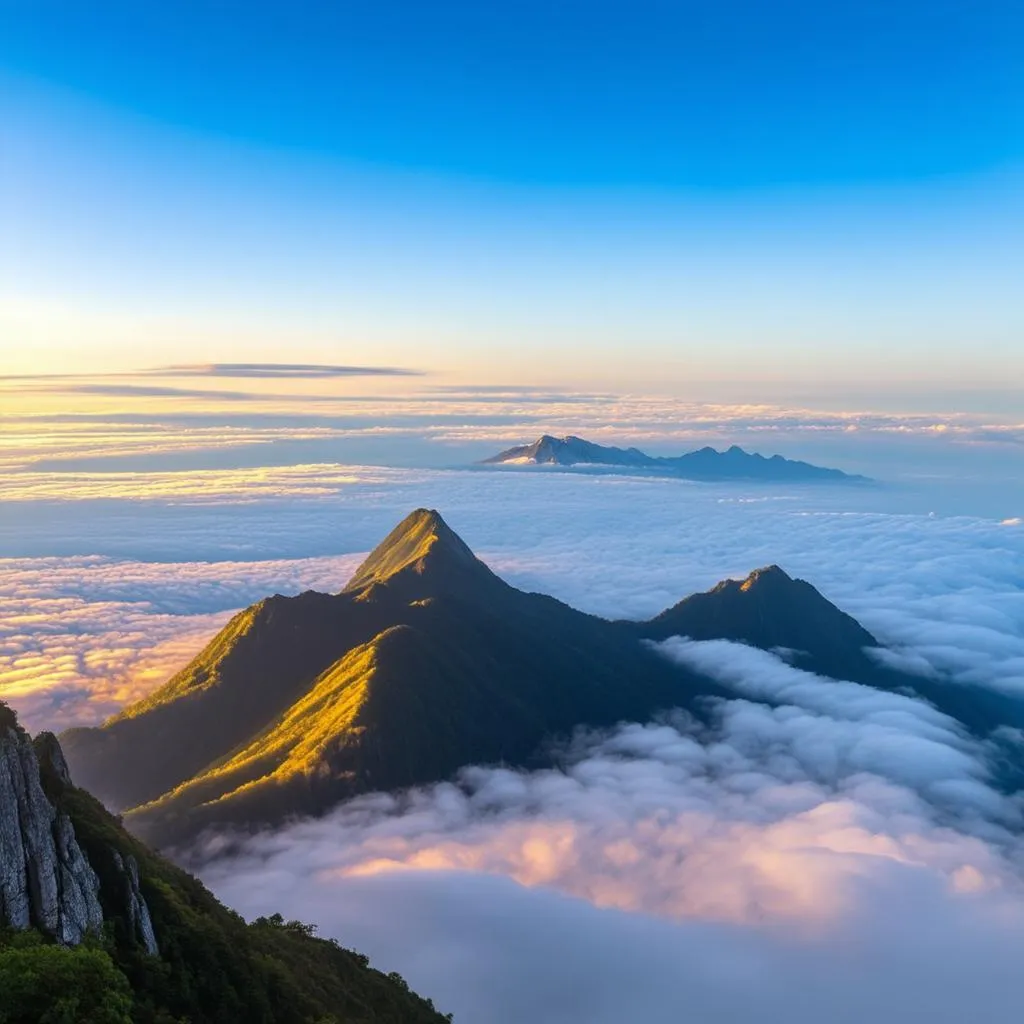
[
  {"xmin": 0, "ymin": 702, "xmax": 451, "ymax": 1024},
  {"xmin": 62, "ymin": 509, "xmax": 1024, "ymax": 851}
]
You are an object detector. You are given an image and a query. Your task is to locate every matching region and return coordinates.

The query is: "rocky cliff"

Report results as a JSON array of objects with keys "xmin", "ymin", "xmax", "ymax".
[{"xmin": 0, "ymin": 710, "xmax": 156, "ymax": 953}]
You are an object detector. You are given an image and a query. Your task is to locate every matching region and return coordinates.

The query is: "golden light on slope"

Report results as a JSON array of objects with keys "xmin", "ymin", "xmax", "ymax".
[{"xmin": 132, "ymin": 634, "xmax": 385, "ymax": 814}]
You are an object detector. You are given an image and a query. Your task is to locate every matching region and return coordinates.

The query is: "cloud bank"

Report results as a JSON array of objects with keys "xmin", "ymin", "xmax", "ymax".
[
  {"xmin": 148, "ymin": 363, "xmax": 425, "ymax": 378},
  {"xmin": 200, "ymin": 650, "xmax": 1024, "ymax": 1023}
]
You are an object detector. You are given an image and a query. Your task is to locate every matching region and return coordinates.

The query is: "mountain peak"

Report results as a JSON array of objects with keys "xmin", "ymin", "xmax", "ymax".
[
  {"xmin": 344, "ymin": 508, "xmax": 498, "ymax": 596},
  {"xmin": 642, "ymin": 564, "xmax": 879, "ymax": 673},
  {"xmin": 483, "ymin": 435, "xmax": 655, "ymax": 467},
  {"xmin": 738, "ymin": 564, "xmax": 792, "ymax": 591}
]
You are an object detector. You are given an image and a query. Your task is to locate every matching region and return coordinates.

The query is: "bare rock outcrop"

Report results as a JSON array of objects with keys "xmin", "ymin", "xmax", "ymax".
[
  {"xmin": 1, "ymin": 719, "xmax": 158, "ymax": 952},
  {"xmin": 112, "ymin": 849, "xmax": 159, "ymax": 955},
  {"xmin": 0, "ymin": 721, "xmax": 104, "ymax": 943}
]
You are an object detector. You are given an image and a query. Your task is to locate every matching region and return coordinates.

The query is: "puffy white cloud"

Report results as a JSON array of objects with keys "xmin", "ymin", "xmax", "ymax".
[{"xmin": 199, "ymin": 709, "xmax": 1017, "ymax": 918}]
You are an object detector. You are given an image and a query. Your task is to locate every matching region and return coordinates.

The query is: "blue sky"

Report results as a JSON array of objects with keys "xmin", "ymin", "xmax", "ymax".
[{"xmin": 1, "ymin": 0, "xmax": 1022, "ymax": 394}]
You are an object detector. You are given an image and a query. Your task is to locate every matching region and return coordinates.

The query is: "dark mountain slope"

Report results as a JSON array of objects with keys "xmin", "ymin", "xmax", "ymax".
[
  {"xmin": 65, "ymin": 510, "xmax": 725, "ymax": 846},
  {"xmin": 633, "ymin": 565, "xmax": 1024, "ymax": 740},
  {"xmin": 62, "ymin": 591, "xmax": 401, "ymax": 810},
  {"xmin": 1, "ymin": 704, "xmax": 449, "ymax": 1024},
  {"xmin": 637, "ymin": 564, "xmax": 878, "ymax": 680},
  {"xmin": 483, "ymin": 434, "xmax": 865, "ymax": 482}
]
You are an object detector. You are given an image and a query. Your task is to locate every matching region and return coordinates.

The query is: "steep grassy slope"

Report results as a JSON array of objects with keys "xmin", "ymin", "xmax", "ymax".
[{"xmin": 62, "ymin": 590, "xmax": 404, "ymax": 810}]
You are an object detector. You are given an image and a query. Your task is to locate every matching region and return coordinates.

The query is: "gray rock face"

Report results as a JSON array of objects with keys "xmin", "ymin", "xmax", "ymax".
[
  {"xmin": 112, "ymin": 849, "xmax": 159, "ymax": 955},
  {"xmin": 0, "ymin": 724, "xmax": 103, "ymax": 944},
  {"xmin": 35, "ymin": 731, "xmax": 72, "ymax": 786}
]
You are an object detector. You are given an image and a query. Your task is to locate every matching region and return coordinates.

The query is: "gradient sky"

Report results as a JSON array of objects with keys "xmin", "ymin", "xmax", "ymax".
[{"xmin": 2, "ymin": 0, "xmax": 1022, "ymax": 394}]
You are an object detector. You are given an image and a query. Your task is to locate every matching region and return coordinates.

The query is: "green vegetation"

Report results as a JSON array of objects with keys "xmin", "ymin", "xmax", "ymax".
[{"xmin": 0, "ymin": 936, "xmax": 133, "ymax": 1024}]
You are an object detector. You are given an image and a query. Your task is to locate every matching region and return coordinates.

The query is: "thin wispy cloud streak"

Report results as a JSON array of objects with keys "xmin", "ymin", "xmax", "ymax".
[
  {"xmin": 147, "ymin": 363, "xmax": 425, "ymax": 378},
  {"xmin": 0, "ymin": 363, "xmax": 424, "ymax": 382},
  {"xmin": 33, "ymin": 384, "xmax": 268, "ymax": 401}
]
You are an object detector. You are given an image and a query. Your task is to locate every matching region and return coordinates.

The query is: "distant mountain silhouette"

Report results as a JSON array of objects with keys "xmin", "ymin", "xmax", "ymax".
[
  {"xmin": 484, "ymin": 435, "xmax": 657, "ymax": 468},
  {"xmin": 62, "ymin": 510, "xmax": 1016, "ymax": 847},
  {"xmin": 483, "ymin": 434, "xmax": 866, "ymax": 482}
]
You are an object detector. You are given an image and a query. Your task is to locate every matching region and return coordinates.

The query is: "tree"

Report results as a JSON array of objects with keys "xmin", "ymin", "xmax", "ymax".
[{"xmin": 0, "ymin": 943, "xmax": 134, "ymax": 1024}]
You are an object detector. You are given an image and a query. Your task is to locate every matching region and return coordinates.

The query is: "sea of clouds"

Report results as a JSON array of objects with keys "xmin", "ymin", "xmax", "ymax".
[
  {"xmin": 1, "ymin": 405, "xmax": 1023, "ymax": 1021},
  {"xmin": 200, "ymin": 669, "xmax": 1024, "ymax": 1023},
  {"xmin": 2, "ymin": 466, "xmax": 1021, "ymax": 731}
]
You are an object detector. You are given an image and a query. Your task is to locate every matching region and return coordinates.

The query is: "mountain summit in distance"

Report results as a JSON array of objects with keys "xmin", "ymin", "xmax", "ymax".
[
  {"xmin": 60, "ymin": 508, "xmax": 1008, "ymax": 849},
  {"xmin": 482, "ymin": 434, "xmax": 867, "ymax": 482},
  {"xmin": 483, "ymin": 434, "xmax": 656, "ymax": 468}
]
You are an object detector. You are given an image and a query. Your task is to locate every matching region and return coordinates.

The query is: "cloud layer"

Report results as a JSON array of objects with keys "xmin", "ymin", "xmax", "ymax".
[
  {"xmin": 200, "ymin": 658, "xmax": 1024, "ymax": 1023},
  {"xmin": 3, "ymin": 379, "xmax": 1022, "ymax": 491},
  {"xmin": 0, "ymin": 437, "xmax": 1020, "ymax": 1021},
  {"xmin": 148, "ymin": 363, "xmax": 424, "ymax": 378}
]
